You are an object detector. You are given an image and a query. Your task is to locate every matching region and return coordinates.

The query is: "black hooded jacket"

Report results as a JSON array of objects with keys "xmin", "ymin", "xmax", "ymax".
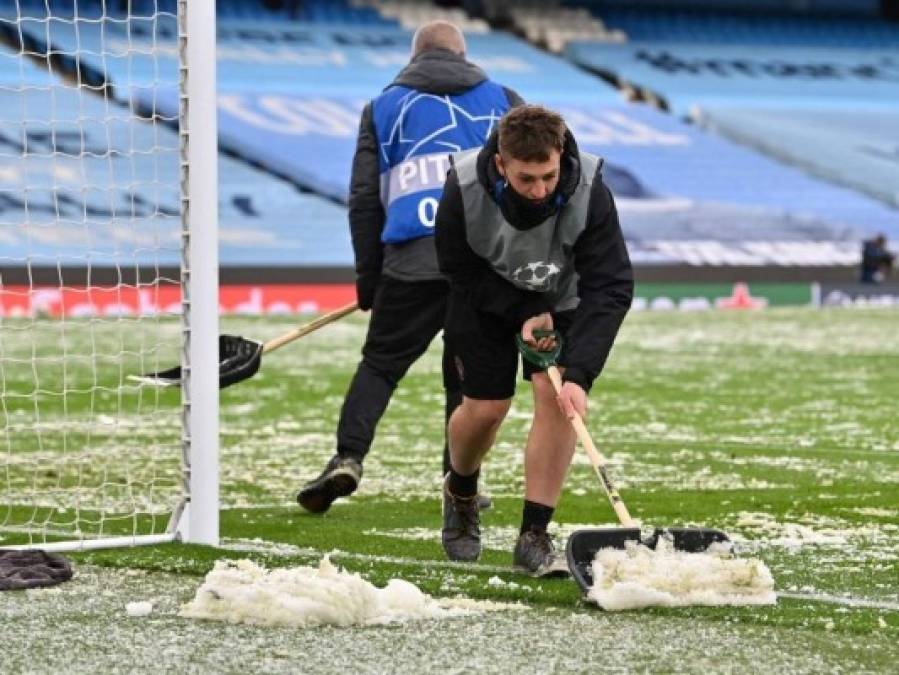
[
  {"xmin": 349, "ymin": 49, "xmax": 523, "ymax": 304},
  {"xmin": 434, "ymin": 129, "xmax": 634, "ymax": 392}
]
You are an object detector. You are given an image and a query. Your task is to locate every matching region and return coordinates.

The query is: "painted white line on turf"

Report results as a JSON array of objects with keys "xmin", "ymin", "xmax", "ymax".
[
  {"xmin": 221, "ymin": 538, "xmax": 522, "ymax": 575},
  {"xmin": 335, "ymin": 553, "xmax": 515, "ymax": 576},
  {"xmin": 778, "ymin": 592, "xmax": 899, "ymax": 612}
]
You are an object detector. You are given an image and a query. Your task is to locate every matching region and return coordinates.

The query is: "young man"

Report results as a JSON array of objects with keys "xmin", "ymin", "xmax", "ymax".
[
  {"xmin": 434, "ymin": 105, "xmax": 633, "ymax": 574},
  {"xmin": 297, "ymin": 22, "xmax": 522, "ymax": 513}
]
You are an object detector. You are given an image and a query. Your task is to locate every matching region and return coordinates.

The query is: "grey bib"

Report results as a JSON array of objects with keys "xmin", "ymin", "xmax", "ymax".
[{"xmin": 452, "ymin": 149, "xmax": 600, "ymax": 312}]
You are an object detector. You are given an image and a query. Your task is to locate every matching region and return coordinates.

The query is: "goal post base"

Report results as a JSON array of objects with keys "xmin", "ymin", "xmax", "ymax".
[{"xmin": 1, "ymin": 533, "xmax": 179, "ymax": 554}]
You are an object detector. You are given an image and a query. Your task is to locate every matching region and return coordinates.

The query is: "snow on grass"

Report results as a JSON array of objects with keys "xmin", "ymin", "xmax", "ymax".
[
  {"xmin": 3, "ymin": 308, "xmax": 898, "ymax": 670},
  {"xmin": 729, "ymin": 511, "xmax": 893, "ymax": 552},
  {"xmin": 9, "ymin": 309, "xmax": 895, "ymax": 518},
  {"xmin": 3, "ymin": 565, "xmax": 896, "ymax": 674}
]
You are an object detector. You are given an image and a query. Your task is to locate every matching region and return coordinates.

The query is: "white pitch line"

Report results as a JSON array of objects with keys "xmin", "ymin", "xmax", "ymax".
[
  {"xmin": 778, "ymin": 591, "xmax": 899, "ymax": 612},
  {"xmin": 333, "ymin": 552, "xmax": 516, "ymax": 575},
  {"xmin": 221, "ymin": 538, "xmax": 523, "ymax": 575}
]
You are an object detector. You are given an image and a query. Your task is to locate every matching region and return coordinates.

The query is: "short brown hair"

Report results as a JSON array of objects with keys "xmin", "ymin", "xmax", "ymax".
[{"xmin": 497, "ymin": 105, "xmax": 567, "ymax": 162}]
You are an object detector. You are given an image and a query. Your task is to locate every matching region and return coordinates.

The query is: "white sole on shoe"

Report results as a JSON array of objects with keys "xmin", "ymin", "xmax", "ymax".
[{"xmin": 515, "ymin": 556, "xmax": 571, "ymax": 578}]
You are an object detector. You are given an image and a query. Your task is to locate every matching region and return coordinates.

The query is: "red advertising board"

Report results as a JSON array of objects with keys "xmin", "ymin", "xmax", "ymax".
[{"xmin": 0, "ymin": 284, "xmax": 357, "ymax": 318}]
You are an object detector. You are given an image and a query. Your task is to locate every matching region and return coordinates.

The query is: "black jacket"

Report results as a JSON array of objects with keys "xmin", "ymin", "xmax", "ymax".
[
  {"xmin": 434, "ymin": 130, "xmax": 634, "ymax": 392},
  {"xmin": 349, "ymin": 50, "xmax": 523, "ymax": 307}
]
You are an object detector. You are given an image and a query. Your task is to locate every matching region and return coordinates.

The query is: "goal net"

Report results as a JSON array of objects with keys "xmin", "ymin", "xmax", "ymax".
[{"xmin": 0, "ymin": 0, "xmax": 218, "ymax": 551}]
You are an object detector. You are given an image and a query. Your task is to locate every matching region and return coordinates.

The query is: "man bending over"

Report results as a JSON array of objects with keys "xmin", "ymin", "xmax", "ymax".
[{"xmin": 435, "ymin": 105, "xmax": 633, "ymax": 575}]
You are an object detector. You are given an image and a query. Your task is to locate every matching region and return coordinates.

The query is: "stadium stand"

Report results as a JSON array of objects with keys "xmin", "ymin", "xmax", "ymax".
[
  {"xmin": 7, "ymin": 0, "xmax": 397, "ymax": 25},
  {"xmin": 479, "ymin": 0, "xmax": 626, "ymax": 53},
  {"xmin": 569, "ymin": 5, "xmax": 896, "ymax": 46},
  {"xmin": 0, "ymin": 44, "xmax": 351, "ymax": 270},
  {"xmin": 562, "ymin": 0, "xmax": 882, "ymax": 17},
  {"xmin": 22, "ymin": 18, "xmax": 618, "ymax": 200},
  {"xmin": 218, "ymin": 93, "xmax": 896, "ymax": 267},
  {"xmin": 353, "ymin": 0, "xmax": 490, "ymax": 32},
  {"xmin": 205, "ymin": 24, "xmax": 623, "ymax": 201},
  {"xmin": 564, "ymin": 43, "xmax": 899, "ymax": 113},
  {"xmin": 694, "ymin": 107, "xmax": 899, "ymax": 208},
  {"xmin": 5, "ymin": 0, "xmax": 896, "ymax": 274},
  {"xmin": 561, "ymin": 3, "xmax": 899, "ymax": 208}
]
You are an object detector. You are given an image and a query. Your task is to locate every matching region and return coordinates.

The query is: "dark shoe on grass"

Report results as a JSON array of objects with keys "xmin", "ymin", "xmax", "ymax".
[
  {"xmin": 442, "ymin": 476, "xmax": 481, "ymax": 562},
  {"xmin": 513, "ymin": 528, "xmax": 570, "ymax": 578},
  {"xmin": 297, "ymin": 455, "xmax": 362, "ymax": 514}
]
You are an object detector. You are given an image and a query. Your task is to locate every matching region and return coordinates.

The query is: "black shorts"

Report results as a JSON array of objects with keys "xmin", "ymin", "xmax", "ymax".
[{"xmin": 444, "ymin": 292, "xmax": 574, "ymax": 400}]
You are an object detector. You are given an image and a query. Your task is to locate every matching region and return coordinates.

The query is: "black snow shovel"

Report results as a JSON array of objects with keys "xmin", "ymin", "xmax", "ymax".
[
  {"xmin": 133, "ymin": 301, "xmax": 358, "ymax": 389},
  {"xmin": 516, "ymin": 330, "xmax": 729, "ymax": 594}
]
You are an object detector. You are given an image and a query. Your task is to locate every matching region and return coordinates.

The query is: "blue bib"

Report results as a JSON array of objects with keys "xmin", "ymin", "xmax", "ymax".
[{"xmin": 372, "ymin": 81, "xmax": 511, "ymax": 244}]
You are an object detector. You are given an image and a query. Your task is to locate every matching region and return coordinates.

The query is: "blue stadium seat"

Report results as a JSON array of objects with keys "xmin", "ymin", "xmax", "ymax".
[
  {"xmin": 565, "ymin": 0, "xmax": 880, "ymax": 15},
  {"xmin": 214, "ymin": 0, "xmax": 396, "ymax": 25},
  {"xmin": 11, "ymin": 0, "xmax": 176, "ymax": 19},
  {"xmin": 566, "ymin": 38, "xmax": 899, "ymax": 111},
  {"xmin": 8, "ymin": 0, "xmax": 397, "ymax": 25},
  {"xmin": 563, "ymin": 4, "xmax": 899, "ymax": 47},
  {"xmin": 0, "ymin": 50, "xmax": 352, "ymax": 268}
]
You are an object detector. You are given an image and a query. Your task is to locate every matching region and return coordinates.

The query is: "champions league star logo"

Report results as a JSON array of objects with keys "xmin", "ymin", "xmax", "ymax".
[
  {"xmin": 380, "ymin": 92, "xmax": 503, "ymax": 163},
  {"xmin": 512, "ymin": 261, "xmax": 561, "ymax": 291}
]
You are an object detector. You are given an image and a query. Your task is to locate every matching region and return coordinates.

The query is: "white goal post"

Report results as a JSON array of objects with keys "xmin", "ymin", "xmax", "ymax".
[{"xmin": 0, "ymin": 0, "xmax": 219, "ymax": 551}]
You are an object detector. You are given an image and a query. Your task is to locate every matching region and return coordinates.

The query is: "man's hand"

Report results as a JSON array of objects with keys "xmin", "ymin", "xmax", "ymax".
[
  {"xmin": 556, "ymin": 380, "xmax": 587, "ymax": 420},
  {"xmin": 521, "ymin": 312, "xmax": 555, "ymax": 352}
]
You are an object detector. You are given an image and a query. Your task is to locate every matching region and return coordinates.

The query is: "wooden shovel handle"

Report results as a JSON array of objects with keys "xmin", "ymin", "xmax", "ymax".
[
  {"xmin": 262, "ymin": 302, "xmax": 359, "ymax": 354},
  {"xmin": 545, "ymin": 365, "xmax": 636, "ymax": 528}
]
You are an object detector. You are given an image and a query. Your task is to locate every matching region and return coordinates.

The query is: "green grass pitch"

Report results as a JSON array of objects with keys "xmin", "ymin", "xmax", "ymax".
[{"xmin": 2, "ymin": 307, "xmax": 897, "ymax": 672}]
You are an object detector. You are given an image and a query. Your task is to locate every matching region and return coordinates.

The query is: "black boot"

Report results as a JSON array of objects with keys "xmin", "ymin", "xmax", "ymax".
[
  {"xmin": 513, "ymin": 527, "xmax": 569, "ymax": 577},
  {"xmin": 297, "ymin": 455, "xmax": 362, "ymax": 514},
  {"xmin": 441, "ymin": 474, "xmax": 481, "ymax": 561}
]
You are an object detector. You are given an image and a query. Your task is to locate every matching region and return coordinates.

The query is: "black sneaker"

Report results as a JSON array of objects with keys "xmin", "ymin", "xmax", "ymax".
[
  {"xmin": 441, "ymin": 475, "xmax": 481, "ymax": 562},
  {"xmin": 513, "ymin": 528, "xmax": 570, "ymax": 577},
  {"xmin": 296, "ymin": 455, "xmax": 362, "ymax": 514}
]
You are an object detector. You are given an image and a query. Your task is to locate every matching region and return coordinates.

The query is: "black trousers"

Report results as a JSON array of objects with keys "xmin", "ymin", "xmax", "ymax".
[{"xmin": 336, "ymin": 276, "xmax": 461, "ymax": 473}]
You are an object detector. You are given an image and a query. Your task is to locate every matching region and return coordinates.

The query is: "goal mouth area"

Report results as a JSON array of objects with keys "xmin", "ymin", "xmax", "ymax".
[{"xmin": 1, "ymin": 1, "xmax": 220, "ymax": 551}]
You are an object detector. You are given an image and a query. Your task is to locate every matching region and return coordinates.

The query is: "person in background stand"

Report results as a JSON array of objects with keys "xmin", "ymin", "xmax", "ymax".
[{"xmin": 860, "ymin": 234, "xmax": 895, "ymax": 284}]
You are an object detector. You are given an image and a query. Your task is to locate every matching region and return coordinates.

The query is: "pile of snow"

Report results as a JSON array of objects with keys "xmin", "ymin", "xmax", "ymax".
[
  {"xmin": 180, "ymin": 556, "xmax": 516, "ymax": 627},
  {"xmin": 588, "ymin": 538, "xmax": 776, "ymax": 611}
]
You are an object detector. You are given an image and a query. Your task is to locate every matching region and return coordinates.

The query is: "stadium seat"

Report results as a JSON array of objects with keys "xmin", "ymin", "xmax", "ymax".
[{"xmin": 563, "ymin": 4, "xmax": 899, "ymax": 47}]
